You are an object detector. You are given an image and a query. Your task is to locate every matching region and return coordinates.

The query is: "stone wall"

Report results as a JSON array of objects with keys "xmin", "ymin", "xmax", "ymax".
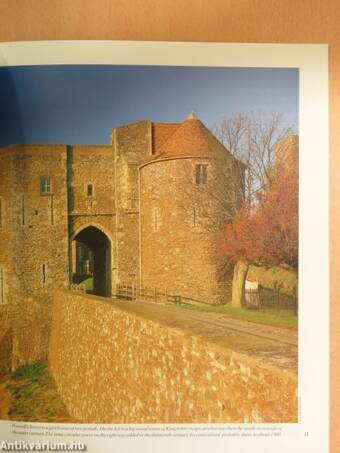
[
  {"xmin": 140, "ymin": 157, "xmax": 239, "ymax": 304},
  {"xmin": 113, "ymin": 121, "xmax": 151, "ymax": 286},
  {"xmin": 68, "ymin": 121, "xmax": 153, "ymax": 290},
  {"xmin": 0, "ymin": 120, "xmax": 250, "ymax": 375},
  {"xmin": 0, "ymin": 297, "xmax": 51, "ymax": 372},
  {"xmin": 0, "ymin": 305, "xmax": 12, "ymax": 376},
  {"xmin": 276, "ymin": 134, "xmax": 298, "ymax": 167},
  {"xmin": 67, "ymin": 144, "xmax": 116, "ymax": 294},
  {"xmin": 0, "ymin": 145, "xmax": 70, "ymax": 370},
  {"xmin": 0, "ymin": 149, "xmax": 14, "ymax": 307},
  {"xmin": 11, "ymin": 296, "xmax": 52, "ymax": 369},
  {"xmin": 68, "ymin": 144, "xmax": 116, "ymax": 245},
  {"xmin": 11, "ymin": 145, "xmax": 70, "ymax": 299},
  {"xmin": 49, "ymin": 290, "xmax": 297, "ymax": 423}
]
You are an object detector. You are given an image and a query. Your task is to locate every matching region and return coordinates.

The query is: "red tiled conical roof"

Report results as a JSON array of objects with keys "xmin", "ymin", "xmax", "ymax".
[
  {"xmin": 154, "ymin": 112, "xmax": 233, "ymax": 160},
  {"xmin": 152, "ymin": 122, "xmax": 180, "ymax": 155}
]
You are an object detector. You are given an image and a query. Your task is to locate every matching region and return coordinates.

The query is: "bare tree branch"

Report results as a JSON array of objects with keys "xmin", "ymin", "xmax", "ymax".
[{"xmin": 212, "ymin": 112, "xmax": 293, "ymax": 203}]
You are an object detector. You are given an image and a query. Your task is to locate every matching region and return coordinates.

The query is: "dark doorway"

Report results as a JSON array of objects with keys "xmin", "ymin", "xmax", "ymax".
[{"xmin": 71, "ymin": 226, "xmax": 112, "ymax": 297}]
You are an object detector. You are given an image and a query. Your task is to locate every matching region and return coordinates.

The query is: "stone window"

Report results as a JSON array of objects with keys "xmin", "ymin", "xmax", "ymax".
[
  {"xmin": 42, "ymin": 264, "xmax": 46, "ymax": 284},
  {"xmin": 40, "ymin": 177, "xmax": 52, "ymax": 195},
  {"xmin": 153, "ymin": 207, "xmax": 161, "ymax": 232},
  {"xmin": 87, "ymin": 184, "xmax": 94, "ymax": 197},
  {"xmin": 195, "ymin": 164, "xmax": 208, "ymax": 185},
  {"xmin": 21, "ymin": 194, "xmax": 25, "ymax": 226},
  {"xmin": 128, "ymin": 197, "xmax": 139, "ymax": 210}
]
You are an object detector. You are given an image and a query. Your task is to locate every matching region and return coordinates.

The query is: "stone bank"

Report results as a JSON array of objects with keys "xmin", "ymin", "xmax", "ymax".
[{"xmin": 49, "ymin": 290, "xmax": 297, "ymax": 424}]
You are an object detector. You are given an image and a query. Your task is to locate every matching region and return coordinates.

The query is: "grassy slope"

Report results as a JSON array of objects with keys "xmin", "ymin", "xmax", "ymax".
[
  {"xmin": 0, "ymin": 361, "xmax": 75, "ymax": 422},
  {"xmin": 247, "ymin": 265, "xmax": 298, "ymax": 296}
]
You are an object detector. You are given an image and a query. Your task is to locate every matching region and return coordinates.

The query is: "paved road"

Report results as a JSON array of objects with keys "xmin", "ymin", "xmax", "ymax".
[{"xmin": 111, "ymin": 298, "xmax": 298, "ymax": 372}]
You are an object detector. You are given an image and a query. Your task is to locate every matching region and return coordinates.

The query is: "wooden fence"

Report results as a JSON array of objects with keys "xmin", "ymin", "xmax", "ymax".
[
  {"xmin": 243, "ymin": 285, "xmax": 298, "ymax": 314},
  {"xmin": 115, "ymin": 283, "xmax": 210, "ymax": 306}
]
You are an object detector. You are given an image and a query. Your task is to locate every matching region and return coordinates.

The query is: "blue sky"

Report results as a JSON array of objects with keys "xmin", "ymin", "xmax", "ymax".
[{"xmin": 0, "ymin": 65, "xmax": 298, "ymax": 146}]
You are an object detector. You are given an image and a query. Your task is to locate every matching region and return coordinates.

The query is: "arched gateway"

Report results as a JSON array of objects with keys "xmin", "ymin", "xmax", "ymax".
[{"xmin": 71, "ymin": 226, "xmax": 112, "ymax": 297}]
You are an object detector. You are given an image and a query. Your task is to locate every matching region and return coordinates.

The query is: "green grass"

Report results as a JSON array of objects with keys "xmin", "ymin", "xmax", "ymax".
[
  {"xmin": 4, "ymin": 360, "xmax": 75, "ymax": 422},
  {"xmin": 248, "ymin": 265, "xmax": 297, "ymax": 296},
  {"xmin": 11, "ymin": 360, "xmax": 46, "ymax": 382},
  {"xmin": 72, "ymin": 274, "xmax": 93, "ymax": 291},
  {"xmin": 82, "ymin": 277, "xmax": 93, "ymax": 291},
  {"xmin": 180, "ymin": 303, "xmax": 298, "ymax": 329}
]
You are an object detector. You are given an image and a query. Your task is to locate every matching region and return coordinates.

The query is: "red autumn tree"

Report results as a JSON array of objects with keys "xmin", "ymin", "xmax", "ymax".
[{"xmin": 221, "ymin": 141, "xmax": 298, "ymax": 269}]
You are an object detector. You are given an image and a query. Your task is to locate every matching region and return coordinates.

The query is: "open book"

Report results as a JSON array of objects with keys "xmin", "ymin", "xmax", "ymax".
[{"xmin": 0, "ymin": 41, "xmax": 329, "ymax": 453}]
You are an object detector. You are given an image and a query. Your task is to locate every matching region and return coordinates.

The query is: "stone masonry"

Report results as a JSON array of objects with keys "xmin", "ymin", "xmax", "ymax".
[
  {"xmin": 49, "ymin": 290, "xmax": 297, "ymax": 423},
  {"xmin": 0, "ymin": 113, "xmax": 245, "ymax": 368}
]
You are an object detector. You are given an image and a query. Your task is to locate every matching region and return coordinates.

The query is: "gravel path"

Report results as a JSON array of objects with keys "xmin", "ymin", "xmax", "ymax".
[{"xmin": 111, "ymin": 298, "xmax": 298, "ymax": 372}]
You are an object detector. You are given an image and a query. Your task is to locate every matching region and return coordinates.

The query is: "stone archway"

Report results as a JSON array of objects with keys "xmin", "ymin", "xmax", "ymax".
[{"xmin": 71, "ymin": 225, "xmax": 112, "ymax": 297}]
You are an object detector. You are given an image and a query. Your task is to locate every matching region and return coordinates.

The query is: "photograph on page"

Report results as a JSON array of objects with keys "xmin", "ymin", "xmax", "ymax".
[{"xmin": 0, "ymin": 41, "xmax": 328, "ymax": 453}]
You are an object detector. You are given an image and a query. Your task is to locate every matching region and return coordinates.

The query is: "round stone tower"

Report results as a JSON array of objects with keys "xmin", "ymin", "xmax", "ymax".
[{"xmin": 139, "ymin": 113, "xmax": 245, "ymax": 305}]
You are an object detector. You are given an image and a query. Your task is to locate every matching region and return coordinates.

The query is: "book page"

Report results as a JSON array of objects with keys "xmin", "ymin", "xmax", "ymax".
[{"xmin": 0, "ymin": 41, "xmax": 329, "ymax": 453}]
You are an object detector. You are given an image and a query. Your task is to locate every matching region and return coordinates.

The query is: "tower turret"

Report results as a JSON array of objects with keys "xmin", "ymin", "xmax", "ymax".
[{"xmin": 139, "ymin": 114, "xmax": 245, "ymax": 304}]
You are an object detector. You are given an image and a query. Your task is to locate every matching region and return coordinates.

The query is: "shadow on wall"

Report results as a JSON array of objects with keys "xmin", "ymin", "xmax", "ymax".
[
  {"xmin": 0, "ymin": 67, "xmax": 25, "ymax": 146},
  {"xmin": 0, "ymin": 328, "xmax": 12, "ymax": 377}
]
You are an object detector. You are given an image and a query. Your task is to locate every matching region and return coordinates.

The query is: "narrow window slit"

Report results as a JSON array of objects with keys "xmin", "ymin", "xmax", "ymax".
[
  {"xmin": 42, "ymin": 264, "xmax": 46, "ymax": 284},
  {"xmin": 21, "ymin": 195, "xmax": 25, "ymax": 226},
  {"xmin": 87, "ymin": 184, "xmax": 93, "ymax": 197},
  {"xmin": 195, "ymin": 164, "xmax": 208, "ymax": 185}
]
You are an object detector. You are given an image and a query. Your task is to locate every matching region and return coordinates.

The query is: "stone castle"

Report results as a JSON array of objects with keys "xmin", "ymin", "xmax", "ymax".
[{"xmin": 0, "ymin": 113, "xmax": 245, "ymax": 369}]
